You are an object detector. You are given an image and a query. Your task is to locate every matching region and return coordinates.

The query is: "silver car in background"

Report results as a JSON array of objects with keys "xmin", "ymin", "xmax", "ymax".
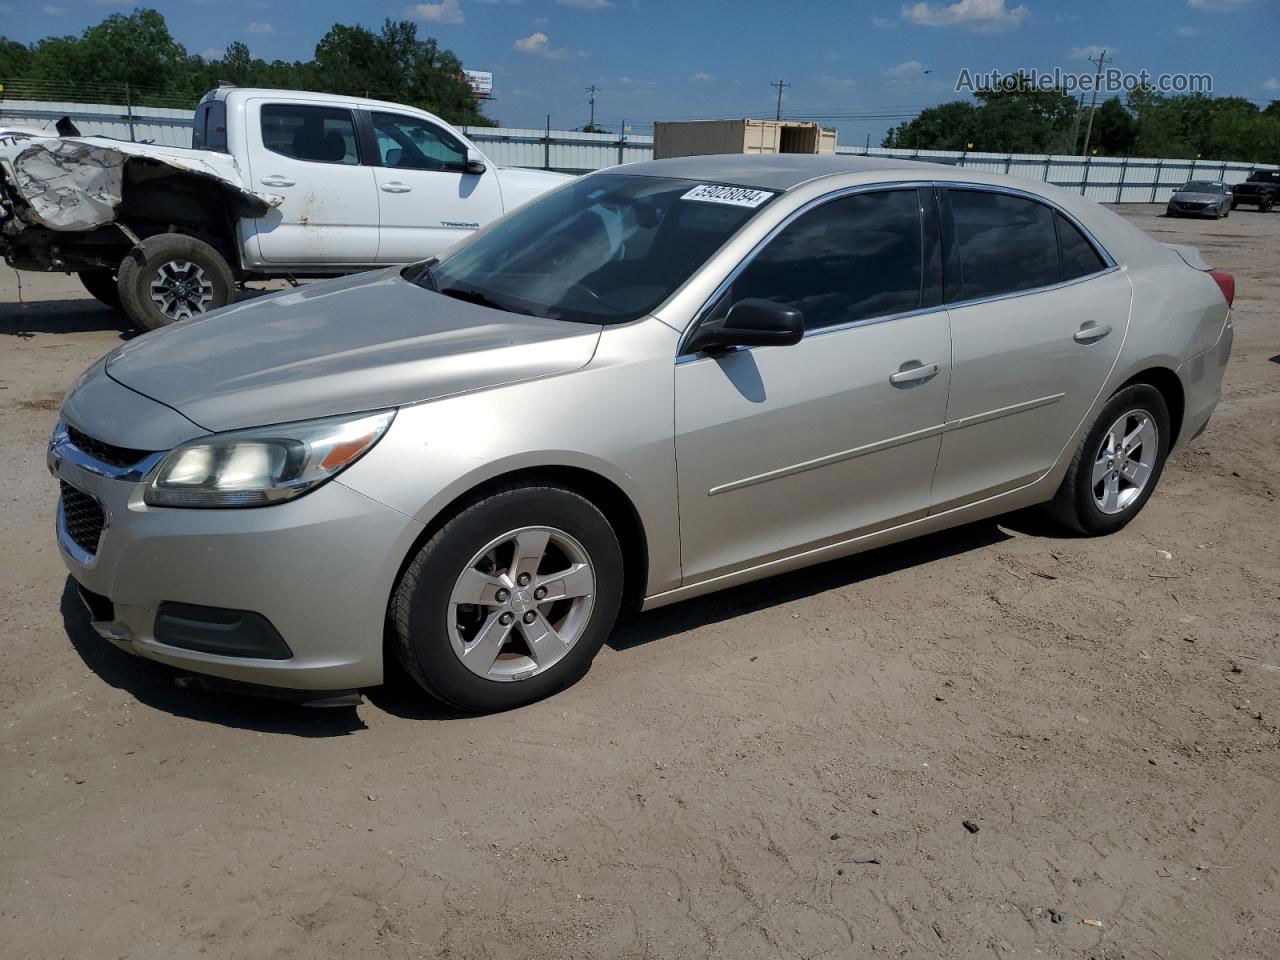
[
  {"xmin": 49, "ymin": 156, "xmax": 1235, "ymax": 712},
  {"xmin": 1166, "ymin": 180, "xmax": 1233, "ymax": 219}
]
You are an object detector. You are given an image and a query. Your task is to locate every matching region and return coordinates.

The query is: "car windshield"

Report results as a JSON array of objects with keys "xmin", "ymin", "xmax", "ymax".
[
  {"xmin": 421, "ymin": 174, "xmax": 776, "ymax": 324},
  {"xmin": 1179, "ymin": 181, "xmax": 1222, "ymax": 193}
]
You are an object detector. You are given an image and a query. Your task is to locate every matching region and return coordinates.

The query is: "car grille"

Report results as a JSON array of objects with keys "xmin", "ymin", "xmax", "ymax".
[
  {"xmin": 60, "ymin": 481, "xmax": 105, "ymax": 557},
  {"xmin": 1176, "ymin": 201, "xmax": 1207, "ymax": 210},
  {"xmin": 66, "ymin": 424, "xmax": 152, "ymax": 468}
]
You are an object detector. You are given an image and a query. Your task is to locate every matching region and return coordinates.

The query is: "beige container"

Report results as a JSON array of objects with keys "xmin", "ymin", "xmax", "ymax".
[{"xmin": 653, "ymin": 119, "xmax": 838, "ymax": 159}]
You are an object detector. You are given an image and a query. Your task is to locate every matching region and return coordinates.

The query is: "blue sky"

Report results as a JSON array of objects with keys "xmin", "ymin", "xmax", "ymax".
[{"xmin": 5, "ymin": 0, "xmax": 1278, "ymax": 143}]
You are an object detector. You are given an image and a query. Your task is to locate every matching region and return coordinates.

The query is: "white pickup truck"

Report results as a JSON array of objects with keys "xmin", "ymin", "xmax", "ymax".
[{"xmin": 0, "ymin": 87, "xmax": 570, "ymax": 329}]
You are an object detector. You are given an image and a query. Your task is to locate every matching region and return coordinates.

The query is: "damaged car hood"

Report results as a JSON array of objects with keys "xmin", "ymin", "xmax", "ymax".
[
  {"xmin": 103, "ymin": 268, "xmax": 603, "ymax": 432},
  {"xmin": 0, "ymin": 136, "xmax": 282, "ymax": 232}
]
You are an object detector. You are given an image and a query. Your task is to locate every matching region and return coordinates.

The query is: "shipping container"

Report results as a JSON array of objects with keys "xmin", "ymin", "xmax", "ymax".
[{"xmin": 653, "ymin": 119, "xmax": 837, "ymax": 160}]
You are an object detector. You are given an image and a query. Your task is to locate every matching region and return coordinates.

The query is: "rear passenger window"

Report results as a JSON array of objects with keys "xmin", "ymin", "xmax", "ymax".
[
  {"xmin": 1056, "ymin": 212, "xmax": 1107, "ymax": 281},
  {"xmin": 723, "ymin": 189, "xmax": 923, "ymax": 332},
  {"xmin": 946, "ymin": 190, "xmax": 1058, "ymax": 301},
  {"xmin": 260, "ymin": 104, "xmax": 360, "ymax": 165}
]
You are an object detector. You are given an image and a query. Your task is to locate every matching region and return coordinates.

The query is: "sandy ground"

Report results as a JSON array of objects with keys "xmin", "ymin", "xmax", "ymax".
[{"xmin": 0, "ymin": 206, "xmax": 1277, "ymax": 960}]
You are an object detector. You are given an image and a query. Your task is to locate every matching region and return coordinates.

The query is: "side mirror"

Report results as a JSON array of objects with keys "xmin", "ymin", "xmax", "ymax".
[
  {"xmin": 686, "ymin": 298, "xmax": 804, "ymax": 354},
  {"xmin": 463, "ymin": 148, "xmax": 486, "ymax": 175}
]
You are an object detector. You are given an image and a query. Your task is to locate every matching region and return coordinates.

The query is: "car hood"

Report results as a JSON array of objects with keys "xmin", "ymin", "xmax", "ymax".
[
  {"xmin": 1171, "ymin": 191, "xmax": 1222, "ymax": 202},
  {"xmin": 104, "ymin": 268, "xmax": 603, "ymax": 433}
]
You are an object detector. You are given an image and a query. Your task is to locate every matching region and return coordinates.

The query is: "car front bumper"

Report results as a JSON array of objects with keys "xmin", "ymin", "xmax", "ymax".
[{"xmin": 49, "ymin": 441, "xmax": 424, "ymax": 692}]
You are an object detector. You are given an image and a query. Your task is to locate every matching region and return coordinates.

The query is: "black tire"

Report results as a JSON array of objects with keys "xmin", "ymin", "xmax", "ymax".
[
  {"xmin": 1262, "ymin": 198, "xmax": 1274, "ymax": 213},
  {"xmin": 78, "ymin": 269, "xmax": 122, "ymax": 310},
  {"xmin": 117, "ymin": 233, "xmax": 235, "ymax": 332},
  {"xmin": 1047, "ymin": 383, "xmax": 1172, "ymax": 536},
  {"xmin": 392, "ymin": 482, "xmax": 625, "ymax": 712}
]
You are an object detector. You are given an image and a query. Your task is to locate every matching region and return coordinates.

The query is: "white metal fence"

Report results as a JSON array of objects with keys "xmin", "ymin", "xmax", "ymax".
[{"xmin": 3, "ymin": 99, "xmax": 1275, "ymax": 201}]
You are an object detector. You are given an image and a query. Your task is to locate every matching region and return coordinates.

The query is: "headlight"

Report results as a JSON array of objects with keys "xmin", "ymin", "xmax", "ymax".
[{"xmin": 144, "ymin": 409, "xmax": 395, "ymax": 508}]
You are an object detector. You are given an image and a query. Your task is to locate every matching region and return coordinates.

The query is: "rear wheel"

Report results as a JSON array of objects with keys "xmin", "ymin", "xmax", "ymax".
[
  {"xmin": 117, "ymin": 233, "xmax": 235, "ymax": 331},
  {"xmin": 392, "ymin": 483, "xmax": 624, "ymax": 712},
  {"xmin": 78, "ymin": 269, "xmax": 121, "ymax": 310},
  {"xmin": 1047, "ymin": 384, "xmax": 1171, "ymax": 536}
]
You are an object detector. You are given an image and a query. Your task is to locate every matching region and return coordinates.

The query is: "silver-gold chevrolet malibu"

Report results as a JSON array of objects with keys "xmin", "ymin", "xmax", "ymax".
[{"xmin": 50, "ymin": 156, "xmax": 1234, "ymax": 711}]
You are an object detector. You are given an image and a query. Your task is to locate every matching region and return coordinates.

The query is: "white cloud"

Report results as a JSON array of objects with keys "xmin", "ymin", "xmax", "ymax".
[
  {"xmin": 1176, "ymin": 25, "xmax": 1198, "ymax": 36},
  {"xmin": 885, "ymin": 59, "xmax": 925, "ymax": 77},
  {"xmin": 691, "ymin": 71, "xmax": 713, "ymax": 81},
  {"xmin": 1264, "ymin": 77, "xmax": 1280, "ymax": 91},
  {"xmin": 514, "ymin": 31, "xmax": 569, "ymax": 58},
  {"xmin": 1188, "ymin": 0, "xmax": 1254, "ymax": 8},
  {"xmin": 901, "ymin": 0, "xmax": 1029, "ymax": 32},
  {"xmin": 201, "ymin": 47, "xmax": 222, "ymax": 59},
  {"xmin": 246, "ymin": 21, "xmax": 274, "ymax": 34},
  {"xmin": 1067, "ymin": 44, "xmax": 1116, "ymax": 60},
  {"xmin": 475, "ymin": 0, "xmax": 524, "ymax": 4},
  {"xmin": 409, "ymin": 0, "xmax": 465, "ymax": 23},
  {"xmin": 557, "ymin": 0, "xmax": 610, "ymax": 7},
  {"xmin": 872, "ymin": 15, "xmax": 895, "ymax": 27},
  {"xmin": 43, "ymin": 3, "xmax": 67, "ymax": 13}
]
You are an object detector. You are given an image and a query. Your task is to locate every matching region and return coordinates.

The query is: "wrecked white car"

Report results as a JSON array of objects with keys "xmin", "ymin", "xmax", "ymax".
[{"xmin": 0, "ymin": 86, "xmax": 569, "ymax": 330}]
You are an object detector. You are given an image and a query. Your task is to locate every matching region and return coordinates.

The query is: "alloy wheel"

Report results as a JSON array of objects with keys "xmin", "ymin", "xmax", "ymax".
[
  {"xmin": 149, "ymin": 259, "xmax": 215, "ymax": 321},
  {"xmin": 447, "ymin": 526, "xmax": 596, "ymax": 682},
  {"xmin": 1092, "ymin": 409, "xmax": 1159, "ymax": 515}
]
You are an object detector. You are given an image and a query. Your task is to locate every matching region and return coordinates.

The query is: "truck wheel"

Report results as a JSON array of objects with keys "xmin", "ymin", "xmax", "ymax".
[
  {"xmin": 78, "ymin": 270, "xmax": 122, "ymax": 310},
  {"xmin": 117, "ymin": 234, "xmax": 235, "ymax": 331},
  {"xmin": 1262, "ymin": 198, "xmax": 1274, "ymax": 213}
]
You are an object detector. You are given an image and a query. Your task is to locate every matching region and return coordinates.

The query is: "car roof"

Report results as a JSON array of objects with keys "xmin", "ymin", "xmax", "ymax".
[
  {"xmin": 205, "ymin": 86, "xmax": 449, "ymax": 120},
  {"xmin": 607, "ymin": 154, "xmax": 958, "ymax": 191}
]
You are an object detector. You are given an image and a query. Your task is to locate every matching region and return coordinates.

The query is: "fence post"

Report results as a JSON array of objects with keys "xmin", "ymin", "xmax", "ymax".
[
  {"xmin": 543, "ymin": 114, "xmax": 551, "ymax": 171},
  {"xmin": 618, "ymin": 120, "xmax": 626, "ymax": 166},
  {"xmin": 1043, "ymin": 156, "xmax": 1052, "ymax": 183},
  {"xmin": 124, "ymin": 82, "xmax": 136, "ymax": 142},
  {"xmin": 1151, "ymin": 158, "xmax": 1163, "ymax": 203},
  {"xmin": 1004, "ymin": 153, "xmax": 1012, "ymax": 174},
  {"xmin": 1081, "ymin": 154, "xmax": 1092, "ymax": 196},
  {"xmin": 1117, "ymin": 156, "xmax": 1128, "ymax": 203},
  {"xmin": 1219, "ymin": 160, "xmax": 1227, "ymax": 182}
]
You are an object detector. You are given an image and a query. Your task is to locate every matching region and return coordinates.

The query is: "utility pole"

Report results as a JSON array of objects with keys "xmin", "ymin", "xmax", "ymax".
[
  {"xmin": 1067, "ymin": 91, "xmax": 1086, "ymax": 154},
  {"xmin": 1080, "ymin": 50, "xmax": 1110, "ymax": 158},
  {"xmin": 770, "ymin": 79, "xmax": 790, "ymax": 121},
  {"xmin": 585, "ymin": 84, "xmax": 598, "ymax": 129}
]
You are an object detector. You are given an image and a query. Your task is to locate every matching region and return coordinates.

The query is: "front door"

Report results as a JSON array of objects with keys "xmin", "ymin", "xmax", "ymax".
[
  {"xmin": 674, "ymin": 187, "xmax": 952, "ymax": 585},
  {"xmin": 243, "ymin": 98, "xmax": 380, "ymax": 264},
  {"xmin": 930, "ymin": 188, "xmax": 1130, "ymax": 511},
  {"xmin": 367, "ymin": 110, "xmax": 504, "ymax": 262}
]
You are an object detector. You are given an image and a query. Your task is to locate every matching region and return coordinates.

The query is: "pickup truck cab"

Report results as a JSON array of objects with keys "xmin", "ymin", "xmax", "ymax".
[{"xmin": 0, "ymin": 87, "xmax": 570, "ymax": 329}]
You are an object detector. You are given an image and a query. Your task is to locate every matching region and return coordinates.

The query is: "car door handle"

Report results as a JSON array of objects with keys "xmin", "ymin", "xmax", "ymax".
[
  {"xmin": 1073, "ymin": 322, "xmax": 1112, "ymax": 344},
  {"xmin": 380, "ymin": 182, "xmax": 413, "ymax": 194},
  {"xmin": 259, "ymin": 175, "xmax": 295, "ymax": 188},
  {"xmin": 889, "ymin": 361, "xmax": 940, "ymax": 387}
]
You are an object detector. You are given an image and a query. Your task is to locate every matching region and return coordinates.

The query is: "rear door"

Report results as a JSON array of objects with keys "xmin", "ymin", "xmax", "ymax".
[
  {"xmin": 674, "ymin": 187, "xmax": 952, "ymax": 584},
  {"xmin": 243, "ymin": 98, "xmax": 380, "ymax": 264},
  {"xmin": 366, "ymin": 110, "xmax": 503, "ymax": 262},
  {"xmin": 929, "ymin": 187, "xmax": 1130, "ymax": 511}
]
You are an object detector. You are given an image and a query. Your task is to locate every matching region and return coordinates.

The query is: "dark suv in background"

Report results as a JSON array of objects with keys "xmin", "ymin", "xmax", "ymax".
[{"xmin": 1230, "ymin": 170, "xmax": 1280, "ymax": 212}]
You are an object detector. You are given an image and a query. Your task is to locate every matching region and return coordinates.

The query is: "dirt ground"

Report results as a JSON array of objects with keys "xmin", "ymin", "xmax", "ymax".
[{"xmin": 1, "ymin": 205, "xmax": 1277, "ymax": 960}]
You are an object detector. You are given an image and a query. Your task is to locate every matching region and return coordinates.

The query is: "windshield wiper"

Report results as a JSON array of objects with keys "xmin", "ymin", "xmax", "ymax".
[
  {"xmin": 437, "ymin": 284, "xmax": 529, "ymax": 316},
  {"xmin": 412, "ymin": 258, "xmax": 439, "ymax": 292}
]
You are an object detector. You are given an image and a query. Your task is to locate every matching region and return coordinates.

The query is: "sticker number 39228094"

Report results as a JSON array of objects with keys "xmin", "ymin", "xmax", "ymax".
[{"xmin": 681, "ymin": 184, "xmax": 775, "ymax": 208}]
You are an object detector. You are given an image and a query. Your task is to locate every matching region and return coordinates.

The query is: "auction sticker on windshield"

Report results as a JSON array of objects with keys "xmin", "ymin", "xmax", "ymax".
[{"xmin": 681, "ymin": 184, "xmax": 775, "ymax": 207}]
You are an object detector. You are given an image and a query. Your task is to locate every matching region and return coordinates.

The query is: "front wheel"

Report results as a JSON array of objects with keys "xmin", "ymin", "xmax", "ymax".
[
  {"xmin": 392, "ymin": 483, "xmax": 624, "ymax": 711},
  {"xmin": 1047, "ymin": 384, "xmax": 1171, "ymax": 536},
  {"xmin": 1262, "ymin": 198, "xmax": 1274, "ymax": 213},
  {"xmin": 117, "ymin": 233, "xmax": 235, "ymax": 331}
]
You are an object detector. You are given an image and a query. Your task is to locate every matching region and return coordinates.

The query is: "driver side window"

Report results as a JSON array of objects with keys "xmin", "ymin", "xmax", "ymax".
[
  {"xmin": 371, "ymin": 112, "xmax": 468, "ymax": 171},
  {"xmin": 716, "ymin": 189, "xmax": 924, "ymax": 332}
]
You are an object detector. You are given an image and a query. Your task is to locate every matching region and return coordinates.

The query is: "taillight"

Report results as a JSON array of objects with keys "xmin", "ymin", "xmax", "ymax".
[{"xmin": 1210, "ymin": 269, "xmax": 1235, "ymax": 308}]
